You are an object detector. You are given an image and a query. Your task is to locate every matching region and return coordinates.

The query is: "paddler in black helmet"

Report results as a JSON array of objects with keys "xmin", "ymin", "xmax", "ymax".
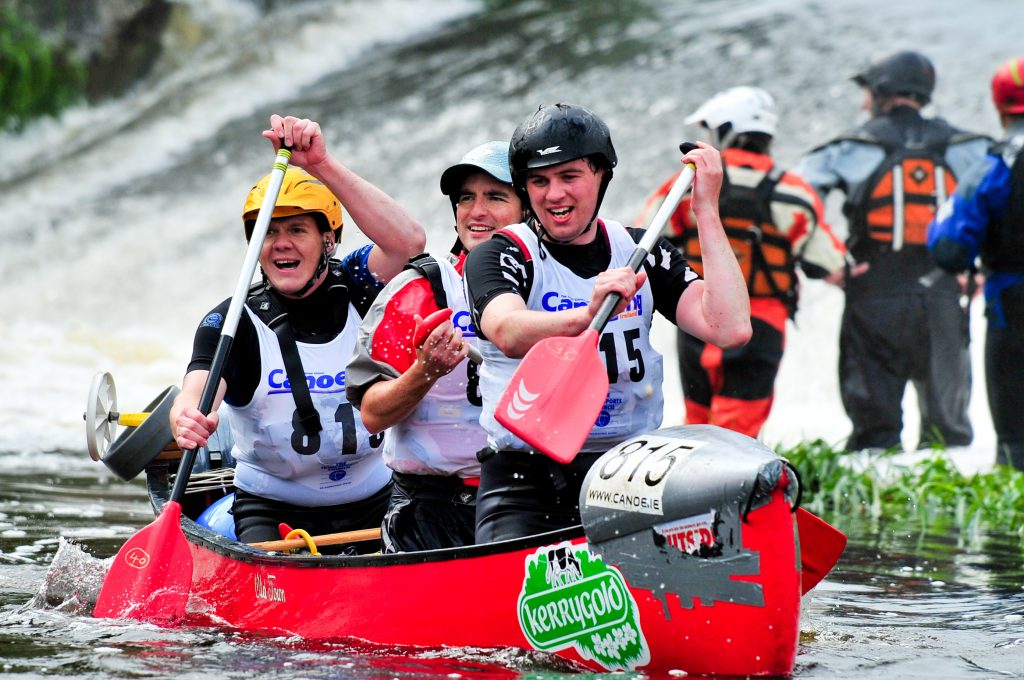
[
  {"xmin": 795, "ymin": 51, "xmax": 990, "ymax": 454},
  {"xmin": 169, "ymin": 115, "xmax": 425, "ymax": 548},
  {"xmin": 463, "ymin": 103, "xmax": 751, "ymax": 542}
]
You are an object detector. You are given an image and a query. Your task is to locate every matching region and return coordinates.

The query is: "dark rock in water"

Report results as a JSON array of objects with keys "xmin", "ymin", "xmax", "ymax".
[{"xmin": 28, "ymin": 537, "xmax": 111, "ymax": 615}]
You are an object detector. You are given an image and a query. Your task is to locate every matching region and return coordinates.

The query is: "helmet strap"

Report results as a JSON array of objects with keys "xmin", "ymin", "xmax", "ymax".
[
  {"xmin": 535, "ymin": 166, "xmax": 612, "ymax": 247},
  {"xmin": 279, "ymin": 235, "xmax": 332, "ymax": 299}
]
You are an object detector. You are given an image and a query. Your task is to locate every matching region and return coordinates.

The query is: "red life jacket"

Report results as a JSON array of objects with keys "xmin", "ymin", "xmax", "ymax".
[{"xmin": 683, "ymin": 164, "xmax": 796, "ymax": 309}]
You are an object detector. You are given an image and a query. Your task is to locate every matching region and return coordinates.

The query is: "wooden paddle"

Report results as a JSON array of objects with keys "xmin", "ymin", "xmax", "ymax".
[
  {"xmin": 93, "ymin": 146, "xmax": 294, "ymax": 622},
  {"xmin": 249, "ymin": 527, "xmax": 382, "ymax": 552},
  {"xmin": 495, "ymin": 154, "xmax": 698, "ymax": 463}
]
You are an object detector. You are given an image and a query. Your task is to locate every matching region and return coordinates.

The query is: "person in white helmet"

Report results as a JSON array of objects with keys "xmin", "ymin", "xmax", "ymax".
[
  {"xmin": 169, "ymin": 115, "xmax": 426, "ymax": 549},
  {"xmin": 637, "ymin": 86, "xmax": 847, "ymax": 438},
  {"xmin": 346, "ymin": 141, "xmax": 525, "ymax": 552}
]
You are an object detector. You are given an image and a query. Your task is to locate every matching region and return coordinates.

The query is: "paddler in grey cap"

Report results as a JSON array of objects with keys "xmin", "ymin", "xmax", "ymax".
[{"xmin": 346, "ymin": 141, "xmax": 525, "ymax": 552}]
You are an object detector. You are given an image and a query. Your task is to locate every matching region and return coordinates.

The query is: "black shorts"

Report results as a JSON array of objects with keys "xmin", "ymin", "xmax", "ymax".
[
  {"xmin": 232, "ymin": 483, "xmax": 391, "ymax": 554},
  {"xmin": 381, "ymin": 472, "xmax": 477, "ymax": 553},
  {"xmin": 475, "ymin": 449, "xmax": 601, "ymax": 544}
]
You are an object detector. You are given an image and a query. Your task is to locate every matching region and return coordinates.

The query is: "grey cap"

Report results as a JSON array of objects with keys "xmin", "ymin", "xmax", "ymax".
[{"xmin": 439, "ymin": 140, "xmax": 513, "ymax": 197}]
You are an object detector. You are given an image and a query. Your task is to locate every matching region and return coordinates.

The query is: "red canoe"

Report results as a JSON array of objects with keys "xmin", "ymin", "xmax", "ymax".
[{"xmin": 89, "ymin": 385, "xmax": 840, "ymax": 678}]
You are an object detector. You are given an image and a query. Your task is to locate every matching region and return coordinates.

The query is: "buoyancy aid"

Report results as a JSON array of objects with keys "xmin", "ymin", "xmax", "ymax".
[
  {"xmin": 245, "ymin": 262, "xmax": 353, "ymax": 439},
  {"xmin": 682, "ymin": 164, "xmax": 796, "ymax": 310},
  {"xmin": 981, "ymin": 135, "xmax": 1024, "ymax": 273},
  {"xmin": 841, "ymin": 110, "xmax": 977, "ymax": 254}
]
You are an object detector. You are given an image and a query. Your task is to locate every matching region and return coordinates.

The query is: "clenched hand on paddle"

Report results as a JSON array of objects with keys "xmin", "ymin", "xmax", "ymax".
[
  {"xmin": 92, "ymin": 146, "xmax": 293, "ymax": 622},
  {"xmin": 494, "ymin": 144, "xmax": 720, "ymax": 464}
]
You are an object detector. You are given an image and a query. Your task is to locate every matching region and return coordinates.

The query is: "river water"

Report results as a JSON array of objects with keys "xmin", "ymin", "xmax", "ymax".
[{"xmin": 1, "ymin": 0, "xmax": 1022, "ymax": 677}]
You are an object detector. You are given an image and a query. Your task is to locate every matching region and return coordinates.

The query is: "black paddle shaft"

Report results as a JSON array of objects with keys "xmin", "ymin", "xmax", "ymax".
[{"xmin": 168, "ymin": 334, "xmax": 234, "ymax": 503}]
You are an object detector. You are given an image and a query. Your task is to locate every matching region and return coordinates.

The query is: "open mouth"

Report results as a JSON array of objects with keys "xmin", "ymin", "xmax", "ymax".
[
  {"xmin": 274, "ymin": 259, "xmax": 300, "ymax": 270},
  {"xmin": 467, "ymin": 225, "xmax": 495, "ymax": 233},
  {"xmin": 549, "ymin": 207, "xmax": 573, "ymax": 220}
]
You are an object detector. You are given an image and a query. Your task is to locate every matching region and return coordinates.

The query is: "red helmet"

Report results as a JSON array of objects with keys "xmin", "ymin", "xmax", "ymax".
[{"xmin": 991, "ymin": 57, "xmax": 1024, "ymax": 115}]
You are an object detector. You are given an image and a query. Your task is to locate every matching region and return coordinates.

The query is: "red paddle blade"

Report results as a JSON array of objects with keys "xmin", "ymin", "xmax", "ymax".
[
  {"xmin": 495, "ymin": 329, "xmax": 608, "ymax": 464},
  {"xmin": 93, "ymin": 500, "xmax": 194, "ymax": 622},
  {"xmin": 796, "ymin": 507, "xmax": 847, "ymax": 594}
]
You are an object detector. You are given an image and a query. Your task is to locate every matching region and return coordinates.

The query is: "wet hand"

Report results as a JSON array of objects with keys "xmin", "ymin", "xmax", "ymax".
[
  {"xmin": 174, "ymin": 408, "xmax": 220, "ymax": 451},
  {"xmin": 590, "ymin": 268, "xmax": 648, "ymax": 318},
  {"xmin": 681, "ymin": 141, "xmax": 723, "ymax": 213},
  {"xmin": 262, "ymin": 114, "xmax": 328, "ymax": 168},
  {"xmin": 413, "ymin": 316, "xmax": 468, "ymax": 381}
]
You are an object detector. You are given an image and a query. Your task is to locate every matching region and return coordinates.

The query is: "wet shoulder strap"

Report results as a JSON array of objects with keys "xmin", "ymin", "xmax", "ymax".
[
  {"xmin": 404, "ymin": 254, "xmax": 448, "ymax": 308},
  {"xmin": 248, "ymin": 287, "xmax": 323, "ymax": 437}
]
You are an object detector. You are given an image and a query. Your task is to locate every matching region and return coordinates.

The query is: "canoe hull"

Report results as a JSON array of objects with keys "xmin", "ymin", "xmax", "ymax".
[{"xmin": 181, "ymin": 488, "xmax": 799, "ymax": 675}]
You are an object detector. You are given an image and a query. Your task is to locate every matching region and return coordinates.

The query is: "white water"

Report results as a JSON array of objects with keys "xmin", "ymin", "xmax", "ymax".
[{"xmin": 0, "ymin": 0, "xmax": 1011, "ymax": 474}]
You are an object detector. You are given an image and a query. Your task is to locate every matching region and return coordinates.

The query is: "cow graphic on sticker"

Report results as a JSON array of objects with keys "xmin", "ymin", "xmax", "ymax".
[{"xmin": 518, "ymin": 542, "xmax": 651, "ymax": 671}]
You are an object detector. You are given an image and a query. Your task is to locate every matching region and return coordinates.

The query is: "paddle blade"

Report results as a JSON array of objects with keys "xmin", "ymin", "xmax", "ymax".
[
  {"xmin": 796, "ymin": 507, "xmax": 847, "ymax": 594},
  {"xmin": 93, "ymin": 500, "xmax": 193, "ymax": 622},
  {"xmin": 495, "ymin": 329, "xmax": 608, "ymax": 463}
]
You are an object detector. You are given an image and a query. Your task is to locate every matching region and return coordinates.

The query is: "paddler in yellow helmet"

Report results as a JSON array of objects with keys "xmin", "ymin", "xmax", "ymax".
[{"xmin": 169, "ymin": 115, "xmax": 425, "ymax": 549}]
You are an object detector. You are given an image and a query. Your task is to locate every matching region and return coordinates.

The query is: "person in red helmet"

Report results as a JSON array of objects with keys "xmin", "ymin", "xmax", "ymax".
[
  {"xmin": 928, "ymin": 56, "xmax": 1024, "ymax": 470},
  {"xmin": 464, "ymin": 103, "xmax": 751, "ymax": 542},
  {"xmin": 169, "ymin": 115, "xmax": 425, "ymax": 547},
  {"xmin": 637, "ymin": 86, "xmax": 847, "ymax": 439},
  {"xmin": 796, "ymin": 51, "xmax": 991, "ymax": 453}
]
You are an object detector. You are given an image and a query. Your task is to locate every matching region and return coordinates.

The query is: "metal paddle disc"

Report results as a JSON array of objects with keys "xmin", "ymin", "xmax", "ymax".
[
  {"xmin": 84, "ymin": 372, "xmax": 180, "ymax": 480},
  {"xmin": 85, "ymin": 372, "xmax": 117, "ymax": 462}
]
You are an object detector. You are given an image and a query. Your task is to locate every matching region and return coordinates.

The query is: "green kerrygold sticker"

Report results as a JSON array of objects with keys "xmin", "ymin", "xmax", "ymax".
[{"xmin": 517, "ymin": 542, "xmax": 650, "ymax": 671}]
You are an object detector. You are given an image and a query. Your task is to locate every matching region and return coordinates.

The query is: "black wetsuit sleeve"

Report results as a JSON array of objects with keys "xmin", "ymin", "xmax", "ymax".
[
  {"xmin": 463, "ymin": 235, "xmax": 532, "ymax": 342},
  {"xmin": 462, "ymin": 235, "xmax": 532, "ymax": 342},
  {"xmin": 185, "ymin": 299, "xmax": 261, "ymax": 407},
  {"xmin": 626, "ymin": 227, "xmax": 699, "ymax": 321}
]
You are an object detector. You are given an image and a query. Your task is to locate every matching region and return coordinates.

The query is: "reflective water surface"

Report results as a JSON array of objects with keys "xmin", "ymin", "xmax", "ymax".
[{"xmin": 2, "ymin": 453, "xmax": 1021, "ymax": 679}]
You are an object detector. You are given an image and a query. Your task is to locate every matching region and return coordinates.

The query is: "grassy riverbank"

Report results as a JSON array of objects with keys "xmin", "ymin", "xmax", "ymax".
[{"xmin": 782, "ymin": 440, "xmax": 1024, "ymax": 544}]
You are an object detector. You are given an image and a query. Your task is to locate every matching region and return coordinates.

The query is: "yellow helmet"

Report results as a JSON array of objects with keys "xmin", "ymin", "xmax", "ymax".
[{"xmin": 242, "ymin": 167, "xmax": 343, "ymax": 240}]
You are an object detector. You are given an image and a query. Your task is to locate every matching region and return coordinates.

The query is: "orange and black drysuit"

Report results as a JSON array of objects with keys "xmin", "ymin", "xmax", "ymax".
[
  {"xmin": 637, "ymin": 148, "xmax": 846, "ymax": 438},
  {"xmin": 797, "ymin": 105, "xmax": 990, "ymax": 450}
]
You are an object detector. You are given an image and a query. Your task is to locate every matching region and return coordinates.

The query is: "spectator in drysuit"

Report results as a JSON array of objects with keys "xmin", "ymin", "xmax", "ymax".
[
  {"xmin": 346, "ymin": 141, "xmax": 525, "ymax": 552},
  {"xmin": 928, "ymin": 57, "xmax": 1024, "ymax": 471},
  {"xmin": 169, "ymin": 115, "xmax": 426, "ymax": 547},
  {"xmin": 796, "ymin": 51, "xmax": 990, "ymax": 452},
  {"xmin": 637, "ymin": 87, "xmax": 847, "ymax": 438}
]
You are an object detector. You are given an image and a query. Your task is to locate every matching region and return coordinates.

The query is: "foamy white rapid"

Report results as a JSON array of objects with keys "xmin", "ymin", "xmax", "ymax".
[{"xmin": 0, "ymin": 0, "xmax": 1009, "ymax": 473}]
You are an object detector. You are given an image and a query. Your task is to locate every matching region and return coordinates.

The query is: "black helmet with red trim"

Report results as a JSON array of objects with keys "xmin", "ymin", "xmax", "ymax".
[
  {"xmin": 853, "ymin": 51, "xmax": 936, "ymax": 105},
  {"xmin": 509, "ymin": 103, "xmax": 617, "ymax": 189},
  {"xmin": 508, "ymin": 103, "xmax": 617, "ymax": 240}
]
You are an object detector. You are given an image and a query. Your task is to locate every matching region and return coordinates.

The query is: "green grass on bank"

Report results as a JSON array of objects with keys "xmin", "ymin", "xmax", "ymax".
[
  {"xmin": 779, "ymin": 440, "xmax": 1024, "ymax": 544},
  {"xmin": 0, "ymin": 7, "xmax": 84, "ymax": 131}
]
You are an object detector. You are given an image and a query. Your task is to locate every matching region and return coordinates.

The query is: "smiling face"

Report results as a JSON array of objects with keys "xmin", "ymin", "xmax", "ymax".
[
  {"xmin": 525, "ymin": 158, "xmax": 604, "ymax": 244},
  {"xmin": 455, "ymin": 172, "xmax": 522, "ymax": 252},
  {"xmin": 259, "ymin": 214, "xmax": 331, "ymax": 297}
]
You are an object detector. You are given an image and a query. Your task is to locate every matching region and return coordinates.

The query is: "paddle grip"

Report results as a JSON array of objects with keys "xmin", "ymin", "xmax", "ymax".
[{"xmin": 587, "ymin": 157, "xmax": 696, "ymax": 334}]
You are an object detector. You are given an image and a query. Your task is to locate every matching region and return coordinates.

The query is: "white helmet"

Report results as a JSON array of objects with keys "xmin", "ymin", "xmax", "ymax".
[{"xmin": 685, "ymin": 86, "xmax": 778, "ymax": 138}]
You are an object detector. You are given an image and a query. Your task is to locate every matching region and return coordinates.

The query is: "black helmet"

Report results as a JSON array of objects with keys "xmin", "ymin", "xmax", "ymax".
[
  {"xmin": 509, "ymin": 103, "xmax": 617, "ymax": 191},
  {"xmin": 852, "ymin": 51, "xmax": 936, "ymax": 104}
]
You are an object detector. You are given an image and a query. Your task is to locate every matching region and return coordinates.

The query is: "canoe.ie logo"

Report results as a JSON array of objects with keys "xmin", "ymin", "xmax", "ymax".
[{"xmin": 517, "ymin": 542, "xmax": 650, "ymax": 671}]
